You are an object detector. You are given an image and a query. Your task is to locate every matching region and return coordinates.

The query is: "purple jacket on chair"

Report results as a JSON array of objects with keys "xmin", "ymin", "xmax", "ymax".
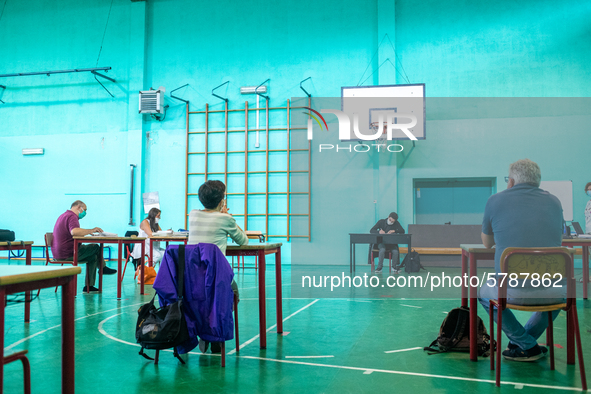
[{"xmin": 153, "ymin": 243, "xmax": 235, "ymax": 354}]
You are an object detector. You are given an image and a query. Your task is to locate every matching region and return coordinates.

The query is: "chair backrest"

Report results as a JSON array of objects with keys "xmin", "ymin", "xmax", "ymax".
[
  {"xmin": 499, "ymin": 247, "xmax": 576, "ymax": 301},
  {"xmin": 44, "ymin": 232, "xmax": 53, "ymax": 264}
]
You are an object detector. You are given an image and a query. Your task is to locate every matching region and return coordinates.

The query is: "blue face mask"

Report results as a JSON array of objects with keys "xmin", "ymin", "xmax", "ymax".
[
  {"xmin": 587, "ymin": 190, "xmax": 591, "ymax": 198},
  {"xmin": 78, "ymin": 210, "xmax": 86, "ymax": 219}
]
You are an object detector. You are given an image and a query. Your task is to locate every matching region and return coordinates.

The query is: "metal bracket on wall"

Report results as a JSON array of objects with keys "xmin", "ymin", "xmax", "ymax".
[
  {"xmin": 299, "ymin": 77, "xmax": 312, "ymax": 97},
  {"xmin": 170, "ymin": 83, "xmax": 190, "ymax": 103},
  {"xmin": 0, "ymin": 67, "xmax": 116, "ymax": 99},
  {"xmin": 91, "ymin": 70, "xmax": 115, "ymax": 97},
  {"xmin": 256, "ymin": 79, "xmax": 270, "ymax": 101},
  {"xmin": 0, "ymin": 84, "xmax": 5, "ymax": 104},
  {"xmin": 212, "ymin": 81, "xmax": 229, "ymax": 103}
]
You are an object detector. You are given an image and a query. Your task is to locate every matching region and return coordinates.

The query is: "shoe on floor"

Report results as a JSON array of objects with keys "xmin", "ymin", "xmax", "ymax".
[
  {"xmin": 198, "ymin": 339, "xmax": 210, "ymax": 354},
  {"xmin": 375, "ymin": 269, "xmax": 382, "ymax": 273},
  {"xmin": 102, "ymin": 266, "xmax": 117, "ymax": 275},
  {"xmin": 211, "ymin": 342, "xmax": 222, "ymax": 354},
  {"xmin": 82, "ymin": 286, "xmax": 99, "ymax": 293},
  {"xmin": 502, "ymin": 344, "xmax": 547, "ymax": 362}
]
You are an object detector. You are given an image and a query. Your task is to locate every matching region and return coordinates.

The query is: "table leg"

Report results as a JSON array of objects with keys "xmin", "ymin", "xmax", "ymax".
[
  {"xmin": 567, "ymin": 307, "xmax": 575, "ymax": 364},
  {"xmin": 275, "ymin": 248, "xmax": 283, "ymax": 334},
  {"xmin": 469, "ymin": 252, "xmax": 477, "ymax": 362},
  {"xmin": 258, "ymin": 250, "xmax": 267, "ymax": 349},
  {"xmin": 461, "ymin": 251, "xmax": 467, "ymax": 307},
  {"xmin": 353, "ymin": 243, "xmax": 356, "ymax": 274},
  {"xmin": 73, "ymin": 240, "xmax": 79, "ymax": 294},
  {"xmin": 350, "ymin": 240, "xmax": 353, "ymax": 274},
  {"xmin": 117, "ymin": 241, "xmax": 122, "ymax": 299},
  {"xmin": 25, "ymin": 244, "xmax": 31, "ymax": 323},
  {"xmin": 0, "ymin": 288, "xmax": 5, "ymax": 391},
  {"xmin": 149, "ymin": 239, "xmax": 154, "ymax": 268},
  {"xmin": 62, "ymin": 277, "xmax": 76, "ymax": 393},
  {"xmin": 582, "ymin": 246, "xmax": 589, "ymax": 300},
  {"xmin": 99, "ymin": 243, "xmax": 104, "ymax": 292},
  {"xmin": 140, "ymin": 242, "xmax": 145, "ymax": 295}
]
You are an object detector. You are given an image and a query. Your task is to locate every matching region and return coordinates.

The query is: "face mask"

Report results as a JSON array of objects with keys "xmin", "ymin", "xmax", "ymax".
[
  {"xmin": 587, "ymin": 190, "xmax": 591, "ymax": 198},
  {"xmin": 387, "ymin": 219, "xmax": 394, "ymax": 225},
  {"xmin": 155, "ymin": 218, "xmax": 160, "ymax": 224},
  {"xmin": 78, "ymin": 210, "xmax": 86, "ymax": 220}
]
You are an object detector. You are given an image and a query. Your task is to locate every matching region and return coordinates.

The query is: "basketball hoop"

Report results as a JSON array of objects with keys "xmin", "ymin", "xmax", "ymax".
[{"xmin": 370, "ymin": 122, "xmax": 388, "ymax": 144}]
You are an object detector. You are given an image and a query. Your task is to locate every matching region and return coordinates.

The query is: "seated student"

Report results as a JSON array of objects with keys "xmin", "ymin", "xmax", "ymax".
[
  {"xmin": 131, "ymin": 207, "xmax": 165, "ymax": 265},
  {"xmin": 188, "ymin": 180, "xmax": 248, "ymax": 353},
  {"xmin": 52, "ymin": 200, "xmax": 116, "ymax": 293},
  {"xmin": 370, "ymin": 212, "xmax": 405, "ymax": 273}
]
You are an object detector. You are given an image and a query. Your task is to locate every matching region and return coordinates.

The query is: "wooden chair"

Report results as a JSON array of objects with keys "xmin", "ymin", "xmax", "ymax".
[
  {"xmin": 367, "ymin": 244, "xmax": 394, "ymax": 273},
  {"xmin": 3, "ymin": 350, "xmax": 31, "ymax": 394},
  {"xmin": 38, "ymin": 232, "xmax": 98, "ymax": 295},
  {"xmin": 154, "ymin": 294, "xmax": 240, "ymax": 367},
  {"xmin": 122, "ymin": 231, "xmax": 140, "ymax": 279},
  {"xmin": 489, "ymin": 247, "xmax": 586, "ymax": 390}
]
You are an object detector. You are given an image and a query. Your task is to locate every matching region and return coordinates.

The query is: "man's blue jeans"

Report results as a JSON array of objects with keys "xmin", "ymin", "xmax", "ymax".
[{"xmin": 478, "ymin": 280, "xmax": 565, "ymax": 350}]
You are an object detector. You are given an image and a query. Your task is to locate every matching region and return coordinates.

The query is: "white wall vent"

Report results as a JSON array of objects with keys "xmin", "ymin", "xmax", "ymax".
[{"xmin": 139, "ymin": 89, "xmax": 164, "ymax": 114}]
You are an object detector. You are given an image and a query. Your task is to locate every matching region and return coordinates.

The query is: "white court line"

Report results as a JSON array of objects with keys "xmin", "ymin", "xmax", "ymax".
[
  {"xmin": 285, "ymin": 355, "xmax": 334, "ymax": 359},
  {"xmin": 227, "ymin": 299, "xmax": 319, "ymax": 355},
  {"xmin": 97, "ymin": 313, "xmax": 219, "ymax": 358},
  {"xmin": 4, "ymin": 302, "xmax": 144, "ymax": 351},
  {"xmin": 384, "ymin": 347, "xmax": 422, "ymax": 354},
  {"xmin": 400, "ymin": 304, "xmax": 422, "ymax": 309},
  {"xmin": 239, "ymin": 356, "xmax": 584, "ymax": 392}
]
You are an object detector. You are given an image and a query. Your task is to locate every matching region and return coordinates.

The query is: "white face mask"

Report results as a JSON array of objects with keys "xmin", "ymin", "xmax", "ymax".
[
  {"xmin": 387, "ymin": 219, "xmax": 394, "ymax": 225},
  {"xmin": 155, "ymin": 218, "xmax": 160, "ymax": 224}
]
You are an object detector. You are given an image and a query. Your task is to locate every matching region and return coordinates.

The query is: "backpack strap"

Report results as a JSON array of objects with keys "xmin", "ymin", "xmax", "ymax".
[
  {"xmin": 423, "ymin": 339, "xmax": 442, "ymax": 354},
  {"xmin": 173, "ymin": 347, "xmax": 186, "ymax": 364},
  {"xmin": 138, "ymin": 347, "xmax": 155, "ymax": 361},
  {"xmin": 176, "ymin": 244, "xmax": 185, "ymax": 300}
]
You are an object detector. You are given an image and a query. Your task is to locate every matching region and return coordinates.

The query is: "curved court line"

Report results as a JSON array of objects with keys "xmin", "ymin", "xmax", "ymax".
[
  {"xmin": 239, "ymin": 356, "xmax": 582, "ymax": 392},
  {"xmin": 97, "ymin": 313, "xmax": 219, "ymax": 358},
  {"xmin": 4, "ymin": 302, "xmax": 144, "ymax": 352}
]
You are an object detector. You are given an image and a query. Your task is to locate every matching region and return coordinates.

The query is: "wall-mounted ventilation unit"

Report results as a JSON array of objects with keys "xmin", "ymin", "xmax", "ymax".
[{"xmin": 139, "ymin": 89, "xmax": 164, "ymax": 114}]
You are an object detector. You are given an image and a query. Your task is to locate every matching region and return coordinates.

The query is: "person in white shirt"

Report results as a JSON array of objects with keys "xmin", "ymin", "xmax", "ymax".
[
  {"xmin": 188, "ymin": 181, "xmax": 248, "ymax": 254},
  {"xmin": 188, "ymin": 180, "xmax": 248, "ymax": 354},
  {"xmin": 132, "ymin": 208, "xmax": 165, "ymax": 265}
]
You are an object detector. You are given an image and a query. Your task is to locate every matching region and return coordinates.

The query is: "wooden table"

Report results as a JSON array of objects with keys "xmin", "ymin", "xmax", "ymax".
[
  {"xmin": 0, "ymin": 241, "xmax": 33, "ymax": 322},
  {"xmin": 460, "ymin": 244, "xmax": 576, "ymax": 364},
  {"xmin": 349, "ymin": 233, "xmax": 411, "ymax": 273},
  {"xmin": 561, "ymin": 237, "xmax": 591, "ymax": 299},
  {"xmin": 0, "ymin": 265, "xmax": 81, "ymax": 393},
  {"xmin": 226, "ymin": 243, "xmax": 282, "ymax": 349},
  {"xmin": 148, "ymin": 236, "xmax": 187, "ymax": 267},
  {"xmin": 73, "ymin": 236, "xmax": 145, "ymax": 299}
]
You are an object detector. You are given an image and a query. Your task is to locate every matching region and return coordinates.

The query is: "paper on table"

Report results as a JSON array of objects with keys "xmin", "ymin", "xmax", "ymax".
[
  {"xmin": 152, "ymin": 230, "xmax": 173, "ymax": 236},
  {"xmin": 91, "ymin": 232, "xmax": 118, "ymax": 237}
]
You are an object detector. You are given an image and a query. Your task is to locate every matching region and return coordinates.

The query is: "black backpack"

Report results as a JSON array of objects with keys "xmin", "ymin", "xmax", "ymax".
[
  {"xmin": 0, "ymin": 229, "xmax": 15, "ymax": 242},
  {"xmin": 424, "ymin": 306, "xmax": 495, "ymax": 357},
  {"xmin": 401, "ymin": 249, "xmax": 424, "ymax": 273},
  {"xmin": 136, "ymin": 244, "xmax": 190, "ymax": 363}
]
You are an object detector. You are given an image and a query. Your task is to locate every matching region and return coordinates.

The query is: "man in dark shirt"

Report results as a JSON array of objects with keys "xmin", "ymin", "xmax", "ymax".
[
  {"xmin": 52, "ymin": 200, "xmax": 116, "ymax": 292},
  {"xmin": 478, "ymin": 159, "xmax": 564, "ymax": 362},
  {"xmin": 370, "ymin": 212, "xmax": 405, "ymax": 273}
]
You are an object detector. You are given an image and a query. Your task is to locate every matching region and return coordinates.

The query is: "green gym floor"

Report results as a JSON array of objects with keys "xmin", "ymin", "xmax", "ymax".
[{"xmin": 3, "ymin": 262, "xmax": 590, "ymax": 393}]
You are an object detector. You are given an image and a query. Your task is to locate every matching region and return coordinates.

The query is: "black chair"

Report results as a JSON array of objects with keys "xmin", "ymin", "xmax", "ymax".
[{"xmin": 122, "ymin": 231, "xmax": 142, "ymax": 279}]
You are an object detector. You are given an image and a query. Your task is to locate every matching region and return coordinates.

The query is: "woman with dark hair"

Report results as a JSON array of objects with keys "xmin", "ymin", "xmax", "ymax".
[{"xmin": 131, "ymin": 207, "xmax": 165, "ymax": 264}]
